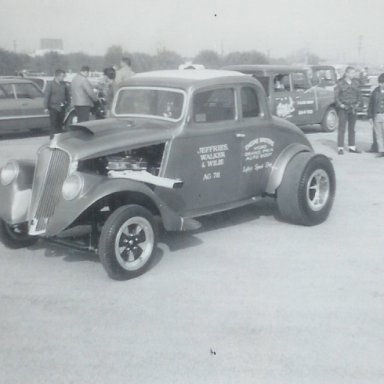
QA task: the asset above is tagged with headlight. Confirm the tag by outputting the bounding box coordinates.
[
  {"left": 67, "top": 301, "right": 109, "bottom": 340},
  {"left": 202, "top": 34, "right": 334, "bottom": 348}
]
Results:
[
  {"left": 0, "top": 161, "right": 19, "bottom": 186},
  {"left": 62, "top": 174, "right": 84, "bottom": 200}
]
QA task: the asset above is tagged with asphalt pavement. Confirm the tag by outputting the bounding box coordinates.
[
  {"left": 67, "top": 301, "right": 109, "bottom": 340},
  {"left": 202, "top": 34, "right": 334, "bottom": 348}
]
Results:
[{"left": 0, "top": 122, "right": 383, "bottom": 384}]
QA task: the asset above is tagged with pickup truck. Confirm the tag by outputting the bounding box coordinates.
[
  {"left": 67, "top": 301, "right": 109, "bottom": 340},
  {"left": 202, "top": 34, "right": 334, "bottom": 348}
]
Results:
[{"left": 224, "top": 65, "right": 339, "bottom": 132}]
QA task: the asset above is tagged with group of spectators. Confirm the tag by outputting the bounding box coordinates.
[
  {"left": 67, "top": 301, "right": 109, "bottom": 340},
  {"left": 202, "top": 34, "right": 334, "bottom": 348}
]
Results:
[
  {"left": 43, "top": 57, "right": 135, "bottom": 138},
  {"left": 44, "top": 60, "right": 384, "bottom": 156},
  {"left": 336, "top": 66, "right": 384, "bottom": 157}
]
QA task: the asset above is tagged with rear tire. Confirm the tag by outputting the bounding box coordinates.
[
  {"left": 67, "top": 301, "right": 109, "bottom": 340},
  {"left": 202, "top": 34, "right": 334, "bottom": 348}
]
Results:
[
  {"left": 322, "top": 107, "right": 338, "bottom": 132},
  {"left": 277, "top": 153, "right": 336, "bottom": 226},
  {"left": 0, "top": 220, "right": 38, "bottom": 249},
  {"left": 98, "top": 205, "right": 158, "bottom": 280}
]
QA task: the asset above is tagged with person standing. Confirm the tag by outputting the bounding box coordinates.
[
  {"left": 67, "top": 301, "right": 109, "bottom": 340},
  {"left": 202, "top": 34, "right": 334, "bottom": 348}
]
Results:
[
  {"left": 44, "top": 69, "right": 70, "bottom": 137},
  {"left": 113, "top": 57, "right": 135, "bottom": 92},
  {"left": 367, "top": 73, "right": 384, "bottom": 157},
  {"left": 71, "top": 65, "right": 98, "bottom": 122},
  {"left": 101, "top": 67, "right": 116, "bottom": 115},
  {"left": 335, "top": 66, "right": 362, "bottom": 155}
]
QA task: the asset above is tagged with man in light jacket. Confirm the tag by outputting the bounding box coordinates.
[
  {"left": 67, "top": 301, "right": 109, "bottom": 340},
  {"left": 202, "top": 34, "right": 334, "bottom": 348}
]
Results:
[
  {"left": 71, "top": 65, "right": 98, "bottom": 122},
  {"left": 113, "top": 57, "right": 135, "bottom": 93}
]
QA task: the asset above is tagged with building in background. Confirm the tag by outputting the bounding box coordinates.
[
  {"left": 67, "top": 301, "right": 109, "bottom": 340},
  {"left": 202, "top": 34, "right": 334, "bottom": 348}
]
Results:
[{"left": 33, "top": 38, "right": 64, "bottom": 56}]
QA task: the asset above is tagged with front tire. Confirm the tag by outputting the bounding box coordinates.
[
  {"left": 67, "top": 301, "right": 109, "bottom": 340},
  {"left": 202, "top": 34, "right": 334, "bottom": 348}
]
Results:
[
  {"left": 277, "top": 153, "right": 336, "bottom": 226},
  {"left": 98, "top": 205, "right": 158, "bottom": 280},
  {"left": 321, "top": 107, "right": 338, "bottom": 132},
  {"left": 0, "top": 220, "right": 38, "bottom": 249}
]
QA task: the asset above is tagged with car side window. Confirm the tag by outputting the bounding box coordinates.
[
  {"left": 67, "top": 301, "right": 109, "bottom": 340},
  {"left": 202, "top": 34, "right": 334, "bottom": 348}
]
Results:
[
  {"left": 0, "top": 84, "right": 15, "bottom": 99},
  {"left": 31, "top": 79, "right": 45, "bottom": 90},
  {"left": 273, "top": 74, "right": 290, "bottom": 92},
  {"left": 193, "top": 88, "right": 235, "bottom": 123},
  {"left": 241, "top": 87, "right": 261, "bottom": 118},
  {"left": 14, "top": 83, "right": 43, "bottom": 99},
  {"left": 291, "top": 72, "right": 311, "bottom": 91}
]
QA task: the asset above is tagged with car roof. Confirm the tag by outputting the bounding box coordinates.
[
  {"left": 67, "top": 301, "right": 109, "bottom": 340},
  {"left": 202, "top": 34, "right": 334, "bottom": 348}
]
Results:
[
  {"left": 223, "top": 64, "right": 308, "bottom": 74},
  {"left": 0, "top": 78, "right": 40, "bottom": 84},
  {"left": 24, "top": 76, "right": 53, "bottom": 81},
  {"left": 309, "top": 65, "right": 336, "bottom": 70},
  {"left": 121, "top": 69, "right": 251, "bottom": 89}
]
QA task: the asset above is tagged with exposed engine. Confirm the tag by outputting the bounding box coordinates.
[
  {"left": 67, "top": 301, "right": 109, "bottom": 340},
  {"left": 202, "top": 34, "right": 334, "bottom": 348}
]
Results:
[{"left": 78, "top": 143, "right": 165, "bottom": 176}]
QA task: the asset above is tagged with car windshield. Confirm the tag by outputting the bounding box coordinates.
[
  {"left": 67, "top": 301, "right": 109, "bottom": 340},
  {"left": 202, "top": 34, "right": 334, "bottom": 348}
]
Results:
[{"left": 114, "top": 87, "right": 185, "bottom": 121}]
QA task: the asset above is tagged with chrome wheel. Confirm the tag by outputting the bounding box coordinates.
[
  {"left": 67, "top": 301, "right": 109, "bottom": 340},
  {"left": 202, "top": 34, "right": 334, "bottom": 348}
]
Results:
[
  {"left": 324, "top": 109, "right": 338, "bottom": 131},
  {"left": 306, "top": 169, "right": 330, "bottom": 211},
  {"left": 114, "top": 216, "right": 154, "bottom": 271}
]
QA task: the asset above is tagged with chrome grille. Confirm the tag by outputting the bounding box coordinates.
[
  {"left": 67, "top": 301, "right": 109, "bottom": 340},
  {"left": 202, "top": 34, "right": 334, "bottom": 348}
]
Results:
[{"left": 29, "top": 148, "right": 70, "bottom": 234}]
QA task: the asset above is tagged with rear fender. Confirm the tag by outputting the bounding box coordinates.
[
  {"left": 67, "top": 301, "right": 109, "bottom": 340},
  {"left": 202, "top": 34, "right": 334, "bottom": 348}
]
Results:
[{"left": 265, "top": 144, "right": 312, "bottom": 195}]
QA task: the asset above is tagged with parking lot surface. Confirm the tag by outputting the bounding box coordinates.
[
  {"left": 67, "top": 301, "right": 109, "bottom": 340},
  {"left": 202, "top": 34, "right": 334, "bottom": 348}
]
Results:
[{"left": 0, "top": 122, "right": 383, "bottom": 384}]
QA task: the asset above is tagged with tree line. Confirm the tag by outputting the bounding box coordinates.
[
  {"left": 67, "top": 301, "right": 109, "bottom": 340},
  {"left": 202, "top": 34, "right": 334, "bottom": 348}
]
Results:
[{"left": 0, "top": 45, "right": 323, "bottom": 76}]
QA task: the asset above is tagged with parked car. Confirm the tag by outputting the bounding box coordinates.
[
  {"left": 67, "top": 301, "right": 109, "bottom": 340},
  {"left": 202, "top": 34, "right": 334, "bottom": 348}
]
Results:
[
  {"left": 0, "top": 78, "right": 50, "bottom": 135},
  {"left": 0, "top": 70, "right": 336, "bottom": 280},
  {"left": 23, "top": 76, "right": 53, "bottom": 92},
  {"left": 223, "top": 65, "right": 339, "bottom": 132},
  {"left": 22, "top": 75, "right": 106, "bottom": 128}
]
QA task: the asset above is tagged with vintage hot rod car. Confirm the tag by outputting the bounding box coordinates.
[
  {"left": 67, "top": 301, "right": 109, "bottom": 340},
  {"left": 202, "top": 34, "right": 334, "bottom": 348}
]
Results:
[{"left": 0, "top": 70, "right": 336, "bottom": 280}]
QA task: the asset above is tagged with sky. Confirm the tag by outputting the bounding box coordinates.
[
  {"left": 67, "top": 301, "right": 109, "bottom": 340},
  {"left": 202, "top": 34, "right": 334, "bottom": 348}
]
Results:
[{"left": 1, "top": 0, "right": 384, "bottom": 64}]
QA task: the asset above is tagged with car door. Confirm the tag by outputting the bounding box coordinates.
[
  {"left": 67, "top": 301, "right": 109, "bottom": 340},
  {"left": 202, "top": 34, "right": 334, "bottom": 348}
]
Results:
[
  {"left": 290, "top": 71, "right": 318, "bottom": 125},
  {"left": 14, "top": 82, "right": 49, "bottom": 130},
  {"left": 235, "top": 85, "right": 282, "bottom": 198},
  {"left": 0, "top": 83, "right": 26, "bottom": 133},
  {"left": 160, "top": 86, "right": 242, "bottom": 216}
]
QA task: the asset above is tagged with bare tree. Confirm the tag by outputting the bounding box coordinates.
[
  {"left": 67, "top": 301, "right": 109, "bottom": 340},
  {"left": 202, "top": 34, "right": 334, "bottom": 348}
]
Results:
[{"left": 194, "top": 50, "right": 221, "bottom": 68}]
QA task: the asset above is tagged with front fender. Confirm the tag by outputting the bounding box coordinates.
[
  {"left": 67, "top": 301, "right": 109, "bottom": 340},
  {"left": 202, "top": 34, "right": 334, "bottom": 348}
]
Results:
[
  {"left": 265, "top": 144, "right": 312, "bottom": 195},
  {"left": 45, "top": 172, "right": 183, "bottom": 236},
  {"left": 0, "top": 160, "right": 35, "bottom": 224}
]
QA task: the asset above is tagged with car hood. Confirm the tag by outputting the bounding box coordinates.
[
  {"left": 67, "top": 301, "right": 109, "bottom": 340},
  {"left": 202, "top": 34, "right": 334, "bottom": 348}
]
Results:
[{"left": 52, "top": 118, "right": 179, "bottom": 160}]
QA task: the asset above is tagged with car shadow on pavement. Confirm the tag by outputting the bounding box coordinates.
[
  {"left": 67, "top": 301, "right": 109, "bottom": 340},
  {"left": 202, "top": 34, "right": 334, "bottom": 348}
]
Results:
[
  {"left": 300, "top": 125, "right": 323, "bottom": 134},
  {"left": 30, "top": 239, "right": 99, "bottom": 263},
  {"left": 160, "top": 198, "right": 278, "bottom": 252},
  {"left": 29, "top": 235, "right": 165, "bottom": 274},
  {"left": 24, "top": 199, "right": 277, "bottom": 273}
]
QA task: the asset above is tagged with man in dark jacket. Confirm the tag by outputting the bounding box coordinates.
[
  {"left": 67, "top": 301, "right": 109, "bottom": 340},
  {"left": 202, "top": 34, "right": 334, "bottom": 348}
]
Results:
[
  {"left": 367, "top": 73, "right": 384, "bottom": 157},
  {"left": 71, "top": 65, "right": 98, "bottom": 122},
  {"left": 335, "top": 66, "right": 362, "bottom": 154},
  {"left": 44, "top": 69, "right": 70, "bottom": 137}
]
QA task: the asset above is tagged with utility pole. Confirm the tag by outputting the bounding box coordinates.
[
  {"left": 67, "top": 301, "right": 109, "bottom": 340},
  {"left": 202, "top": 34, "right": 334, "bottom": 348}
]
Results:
[
  {"left": 357, "top": 35, "right": 363, "bottom": 63},
  {"left": 13, "top": 40, "right": 17, "bottom": 52}
]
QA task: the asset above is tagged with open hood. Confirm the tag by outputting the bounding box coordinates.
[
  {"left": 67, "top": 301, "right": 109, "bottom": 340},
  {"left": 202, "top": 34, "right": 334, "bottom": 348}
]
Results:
[{"left": 51, "top": 118, "right": 179, "bottom": 160}]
